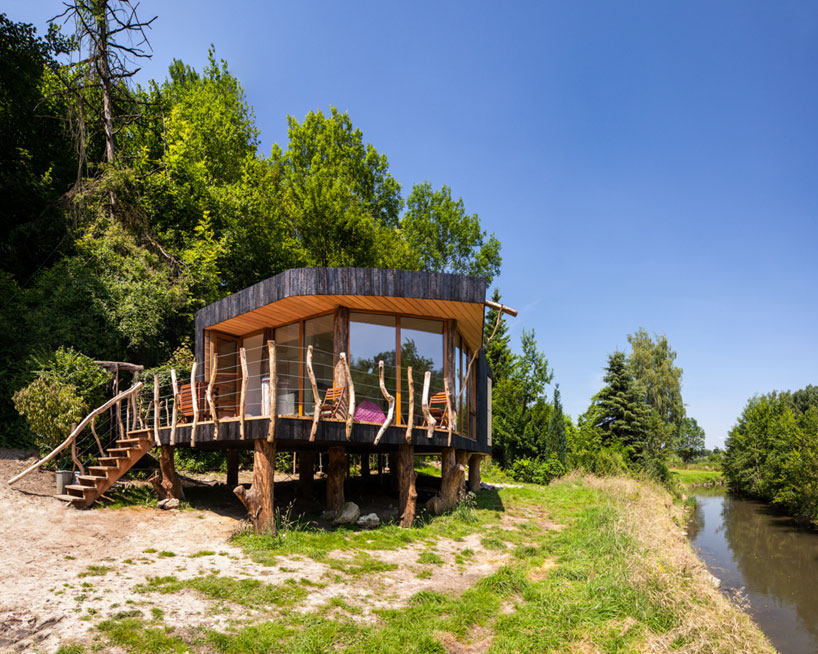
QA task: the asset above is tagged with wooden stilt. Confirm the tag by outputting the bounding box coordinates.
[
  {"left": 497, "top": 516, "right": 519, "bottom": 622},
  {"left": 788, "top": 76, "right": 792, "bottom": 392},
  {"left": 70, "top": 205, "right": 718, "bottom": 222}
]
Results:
[
  {"left": 234, "top": 440, "right": 276, "bottom": 532},
  {"left": 226, "top": 449, "right": 239, "bottom": 487},
  {"left": 388, "top": 451, "right": 399, "bottom": 493},
  {"left": 151, "top": 444, "right": 184, "bottom": 501},
  {"left": 444, "top": 377, "right": 455, "bottom": 447},
  {"left": 428, "top": 447, "right": 466, "bottom": 515},
  {"left": 398, "top": 445, "right": 417, "bottom": 528},
  {"left": 468, "top": 453, "right": 483, "bottom": 493},
  {"left": 326, "top": 446, "right": 345, "bottom": 514},
  {"left": 299, "top": 451, "right": 315, "bottom": 499}
]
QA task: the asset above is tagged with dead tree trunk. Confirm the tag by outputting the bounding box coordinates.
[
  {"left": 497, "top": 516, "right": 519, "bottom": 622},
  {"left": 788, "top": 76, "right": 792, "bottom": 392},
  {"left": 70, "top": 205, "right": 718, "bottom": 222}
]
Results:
[
  {"left": 226, "top": 449, "right": 239, "bottom": 488},
  {"left": 468, "top": 453, "right": 482, "bottom": 492},
  {"left": 151, "top": 445, "right": 184, "bottom": 501},
  {"left": 326, "top": 446, "right": 345, "bottom": 514},
  {"left": 299, "top": 451, "right": 315, "bottom": 499},
  {"left": 234, "top": 440, "right": 276, "bottom": 532},
  {"left": 398, "top": 445, "right": 417, "bottom": 528}
]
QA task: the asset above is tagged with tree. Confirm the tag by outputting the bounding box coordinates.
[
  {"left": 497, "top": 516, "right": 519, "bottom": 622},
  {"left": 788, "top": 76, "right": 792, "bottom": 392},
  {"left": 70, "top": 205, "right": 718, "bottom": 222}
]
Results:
[
  {"left": 483, "top": 288, "right": 514, "bottom": 382},
  {"left": 627, "top": 329, "right": 684, "bottom": 433},
  {"left": 676, "top": 416, "right": 706, "bottom": 463},
  {"left": 546, "top": 384, "right": 567, "bottom": 464},
  {"left": 593, "top": 351, "right": 649, "bottom": 459},
  {"left": 401, "top": 182, "right": 501, "bottom": 283}
]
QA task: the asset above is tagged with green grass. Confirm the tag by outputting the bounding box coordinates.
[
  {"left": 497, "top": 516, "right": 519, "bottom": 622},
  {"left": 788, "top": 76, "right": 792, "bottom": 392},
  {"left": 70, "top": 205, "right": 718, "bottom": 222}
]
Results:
[
  {"left": 670, "top": 467, "right": 723, "bottom": 486},
  {"left": 417, "top": 551, "right": 444, "bottom": 565},
  {"left": 78, "top": 565, "right": 113, "bottom": 578},
  {"left": 137, "top": 573, "right": 308, "bottom": 608}
]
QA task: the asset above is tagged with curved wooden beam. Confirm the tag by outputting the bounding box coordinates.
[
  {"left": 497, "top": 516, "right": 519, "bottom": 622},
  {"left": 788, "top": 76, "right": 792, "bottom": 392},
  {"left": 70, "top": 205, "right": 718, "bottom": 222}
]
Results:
[
  {"left": 90, "top": 416, "right": 104, "bottom": 456},
  {"left": 444, "top": 377, "right": 455, "bottom": 447},
  {"left": 153, "top": 374, "right": 161, "bottom": 446},
  {"left": 170, "top": 369, "right": 179, "bottom": 446},
  {"left": 207, "top": 351, "right": 218, "bottom": 440},
  {"left": 239, "top": 347, "right": 248, "bottom": 439},
  {"left": 340, "top": 352, "right": 354, "bottom": 440},
  {"left": 405, "top": 366, "right": 414, "bottom": 444},
  {"left": 266, "top": 340, "right": 276, "bottom": 443},
  {"left": 8, "top": 382, "right": 144, "bottom": 485},
  {"left": 422, "top": 371, "right": 435, "bottom": 438},
  {"left": 307, "top": 345, "right": 320, "bottom": 442},
  {"left": 190, "top": 361, "right": 199, "bottom": 447},
  {"left": 374, "top": 360, "right": 395, "bottom": 445}
]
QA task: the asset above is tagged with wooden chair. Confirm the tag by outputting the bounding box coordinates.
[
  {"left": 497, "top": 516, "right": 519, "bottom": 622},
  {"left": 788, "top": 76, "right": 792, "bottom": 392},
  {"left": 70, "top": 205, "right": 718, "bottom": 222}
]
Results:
[
  {"left": 320, "top": 386, "right": 348, "bottom": 419},
  {"left": 425, "top": 391, "right": 450, "bottom": 429},
  {"left": 177, "top": 382, "right": 211, "bottom": 422}
]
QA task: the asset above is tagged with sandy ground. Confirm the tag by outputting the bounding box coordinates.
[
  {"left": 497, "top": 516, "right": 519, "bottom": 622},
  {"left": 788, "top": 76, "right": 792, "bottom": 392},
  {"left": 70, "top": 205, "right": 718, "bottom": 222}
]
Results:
[{"left": 0, "top": 450, "right": 512, "bottom": 653}]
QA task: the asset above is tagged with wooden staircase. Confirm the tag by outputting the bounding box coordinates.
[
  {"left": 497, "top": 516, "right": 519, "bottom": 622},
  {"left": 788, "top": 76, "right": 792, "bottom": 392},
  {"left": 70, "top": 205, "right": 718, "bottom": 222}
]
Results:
[{"left": 56, "top": 430, "right": 154, "bottom": 508}]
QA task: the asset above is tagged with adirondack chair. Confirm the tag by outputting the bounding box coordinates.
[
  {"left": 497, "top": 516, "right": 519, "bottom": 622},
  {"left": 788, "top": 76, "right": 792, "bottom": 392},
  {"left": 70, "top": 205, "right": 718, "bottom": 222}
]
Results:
[
  {"left": 425, "top": 391, "right": 451, "bottom": 429},
  {"left": 320, "top": 386, "right": 348, "bottom": 419}
]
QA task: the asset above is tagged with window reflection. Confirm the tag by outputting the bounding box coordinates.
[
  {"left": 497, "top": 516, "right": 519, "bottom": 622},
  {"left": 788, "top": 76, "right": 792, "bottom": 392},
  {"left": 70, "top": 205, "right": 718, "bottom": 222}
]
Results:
[
  {"left": 274, "top": 323, "right": 300, "bottom": 416},
  {"left": 400, "top": 318, "right": 444, "bottom": 424},
  {"left": 303, "top": 315, "right": 334, "bottom": 414},
  {"left": 349, "top": 313, "right": 396, "bottom": 422}
]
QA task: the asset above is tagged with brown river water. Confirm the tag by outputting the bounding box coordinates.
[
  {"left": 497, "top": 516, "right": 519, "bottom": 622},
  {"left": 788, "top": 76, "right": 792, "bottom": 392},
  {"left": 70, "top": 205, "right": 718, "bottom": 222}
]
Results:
[{"left": 688, "top": 490, "right": 818, "bottom": 654}]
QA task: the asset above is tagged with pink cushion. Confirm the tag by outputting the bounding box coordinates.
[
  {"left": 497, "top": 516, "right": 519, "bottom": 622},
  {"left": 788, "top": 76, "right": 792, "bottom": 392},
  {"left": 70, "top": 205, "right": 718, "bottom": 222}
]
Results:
[{"left": 354, "top": 400, "right": 386, "bottom": 423}]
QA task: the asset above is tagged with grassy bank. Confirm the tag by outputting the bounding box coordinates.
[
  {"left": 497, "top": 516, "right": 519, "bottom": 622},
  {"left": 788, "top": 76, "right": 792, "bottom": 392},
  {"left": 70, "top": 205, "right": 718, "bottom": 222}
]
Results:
[
  {"left": 66, "top": 474, "right": 770, "bottom": 654},
  {"left": 671, "top": 467, "right": 724, "bottom": 487}
]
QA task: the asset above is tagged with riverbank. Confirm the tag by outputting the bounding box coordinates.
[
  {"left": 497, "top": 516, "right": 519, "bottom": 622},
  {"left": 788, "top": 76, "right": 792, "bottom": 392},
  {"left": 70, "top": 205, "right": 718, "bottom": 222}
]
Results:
[
  {"left": 671, "top": 466, "right": 724, "bottom": 487},
  {"left": 1, "top": 453, "right": 771, "bottom": 653}
]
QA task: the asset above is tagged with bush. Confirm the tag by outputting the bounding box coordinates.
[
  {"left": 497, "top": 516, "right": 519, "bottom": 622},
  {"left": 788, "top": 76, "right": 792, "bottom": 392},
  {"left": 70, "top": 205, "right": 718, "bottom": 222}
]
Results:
[{"left": 509, "top": 456, "right": 564, "bottom": 485}]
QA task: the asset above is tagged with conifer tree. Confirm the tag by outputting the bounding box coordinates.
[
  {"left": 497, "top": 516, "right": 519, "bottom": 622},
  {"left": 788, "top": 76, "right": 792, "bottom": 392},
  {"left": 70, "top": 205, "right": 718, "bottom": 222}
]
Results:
[
  {"left": 546, "top": 384, "right": 567, "bottom": 463},
  {"left": 483, "top": 288, "right": 513, "bottom": 382},
  {"left": 594, "top": 351, "right": 649, "bottom": 458}
]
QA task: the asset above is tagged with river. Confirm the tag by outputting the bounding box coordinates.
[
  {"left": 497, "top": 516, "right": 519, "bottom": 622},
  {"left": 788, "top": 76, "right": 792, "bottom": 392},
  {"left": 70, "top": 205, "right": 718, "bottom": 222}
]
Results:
[{"left": 688, "top": 490, "right": 818, "bottom": 654}]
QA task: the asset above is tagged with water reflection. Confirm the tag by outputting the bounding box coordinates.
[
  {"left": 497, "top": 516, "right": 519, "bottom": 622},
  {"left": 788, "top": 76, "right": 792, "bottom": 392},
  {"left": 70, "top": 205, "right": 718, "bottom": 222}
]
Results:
[{"left": 690, "top": 492, "right": 818, "bottom": 654}]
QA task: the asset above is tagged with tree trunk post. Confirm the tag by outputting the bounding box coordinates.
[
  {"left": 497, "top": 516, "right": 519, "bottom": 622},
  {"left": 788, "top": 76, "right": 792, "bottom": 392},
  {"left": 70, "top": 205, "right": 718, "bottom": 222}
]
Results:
[
  {"left": 154, "top": 445, "right": 184, "bottom": 501},
  {"left": 326, "top": 446, "right": 345, "bottom": 514},
  {"left": 234, "top": 440, "right": 276, "bottom": 532},
  {"left": 468, "top": 453, "right": 483, "bottom": 493},
  {"left": 299, "top": 451, "right": 315, "bottom": 499},
  {"left": 429, "top": 447, "right": 467, "bottom": 515},
  {"left": 398, "top": 445, "right": 417, "bottom": 528},
  {"left": 226, "top": 449, "right": 239, "bottom": 488}
]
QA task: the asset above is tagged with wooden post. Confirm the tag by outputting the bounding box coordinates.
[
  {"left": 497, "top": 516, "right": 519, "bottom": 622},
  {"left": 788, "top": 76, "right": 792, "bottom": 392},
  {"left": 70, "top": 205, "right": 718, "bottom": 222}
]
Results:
[
  {"left": 326, "top": 446, "right": 345, "bottom": 514},
  {"left": 422, "top": 371, "right": 435, "bottom": 438},
  {"left": 70, "top": 423, "right": 85, "bottom": 476},
  {"left": 226, "top": 449, "right": 239, "bottom": 487},
  {"left": 153, "top": 375, "right": 161, "bottom": 446},
  {"left": 207, "top": 351, "right": 219, "bottom": 440},
  {"left": 239, "top": 347, "right": 248, "bottom": 439},
  {"left": 307, "top": 345, "right": 320, "bottom": 442},
  {"left": 468, "top": 453, "right": 482, "bottom": 492},
  {"left": 190, "top": 361, "right": 199, "bottom": 447},
  {"left": 234, "top": 440, "right": 277, "bottom": 532},
  {"left": 429, "top": 447, "right": 466, "bottom": 515},
  {"left": 114, "top": 367, "right": 123, "bottom": 441},
  {"left": 341, "top": 352, "right": 355, "bottom": 440},
  {"left": 398, "top": 444, "right": 417, "bottom": 528},
  {"left": 152, "top": 445, "right": 184, "bottom": 501},
  {"left": 126, "top": 394, "right": 131, "bottom": 432},
  {"left": 374, "top": 360, "right": 395, "bottom": 445},
  {"left": 267, "top": 340, "right": 276, "bottom": 442},
  {"left": 333, "top": 306, "right": 350, "bottom": 384},
  {"left": 405, "top": 366, "right": 414, "bottom": 444},
  {"left": 170, "top": 369, "right": 179, "bottom": 446},
  {"left": 299, "top": 451, "right": 315, "bottom": 499},
  {"left": 444, "top": 377, "right": 455, "bottom": 447},
  {"left": 90, "top": 416, "right": 104, "bottom": 456}
]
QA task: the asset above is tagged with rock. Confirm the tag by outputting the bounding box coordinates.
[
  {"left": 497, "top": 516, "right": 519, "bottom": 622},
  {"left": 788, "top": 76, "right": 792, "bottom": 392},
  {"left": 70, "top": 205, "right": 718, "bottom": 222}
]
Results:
[
  {"left": 356, "top": 513, "right": 380, "bottom": 529},
  {"left": 157, "top": 499, "right": 169, "bottom": 509},
  {"left": 333, "top": 501, "right": 360, "bottom": 525},
  {"left": 707, "top": 572, "right": 721, "bottom": 589},
  {"left": 159, "top": 498, "right": 180, "bottom": 510},
  {"left": 426, "top": 495, "right": 444, "bottom": 516}
]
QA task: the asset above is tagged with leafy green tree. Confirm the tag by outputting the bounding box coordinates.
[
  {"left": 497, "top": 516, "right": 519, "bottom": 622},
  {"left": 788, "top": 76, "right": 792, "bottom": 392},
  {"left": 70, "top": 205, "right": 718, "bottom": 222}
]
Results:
[
  {"left": 676, "top": 416, "right": 706, "bottom": 463},
  {"left": 593, "top": 351, "right": 650, "bottom": 460},
  {"left": 401, "top": 182, "right": 501, "bottom": 282},
  {"left": 546, "top": 384, "right": 567, "bottom": 463},
  {"left": 13, "top": 377, "right": 86, "bottom": 459}
]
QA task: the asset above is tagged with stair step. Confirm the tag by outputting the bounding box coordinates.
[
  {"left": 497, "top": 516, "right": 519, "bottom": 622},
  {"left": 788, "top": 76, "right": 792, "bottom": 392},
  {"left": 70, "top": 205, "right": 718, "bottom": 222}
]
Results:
[
  {"left": 65, "top": 485, "right": 91, "bottom": 497},
  {"left": 55, "top": 494, "right": 81, "bottom": 503},
  {"left": 116, "top": 438, "right": 148, "bottom": 447},
  {"left": 78, "top": 475, "right": 107, "bottom": 486},
  {"left": 88, "top": 465, "right": 117, "bottom": 476},
  {"left": 107, "top": 448, "right": 137, "bottom": 457}
]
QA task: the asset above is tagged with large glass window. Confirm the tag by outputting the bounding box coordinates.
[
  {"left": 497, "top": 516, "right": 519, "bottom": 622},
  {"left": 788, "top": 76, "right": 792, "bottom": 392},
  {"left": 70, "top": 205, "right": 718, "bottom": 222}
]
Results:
[
  {"left": 303, "top": 315, "right": 334, "bottom": 414},
  {"left": 400, "top": 318, "right": 444, "bottom": 424},
  {"left": 243, "top": 333, "right": 264, "bottom": 416},
  {"left": 349, "top": 313, "right": 396, "bottom": 423},
  {"left": 214, "top": 335, "right": 238, "bottom": 418},
  {"left": 274, "top": 323, "right": 300, "bottom": 416}
]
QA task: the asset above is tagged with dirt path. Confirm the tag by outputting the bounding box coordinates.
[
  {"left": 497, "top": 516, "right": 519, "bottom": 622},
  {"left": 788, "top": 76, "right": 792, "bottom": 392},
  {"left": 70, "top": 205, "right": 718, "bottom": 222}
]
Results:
[{"left": 0, "top": 451, "right": 510, "bottom": 653}]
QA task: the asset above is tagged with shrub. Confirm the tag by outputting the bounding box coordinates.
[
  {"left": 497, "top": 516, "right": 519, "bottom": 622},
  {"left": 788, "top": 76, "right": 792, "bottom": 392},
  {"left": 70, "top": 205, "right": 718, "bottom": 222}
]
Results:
[{"left": 509, "top": 456, "right": 564, "bottom": 485}]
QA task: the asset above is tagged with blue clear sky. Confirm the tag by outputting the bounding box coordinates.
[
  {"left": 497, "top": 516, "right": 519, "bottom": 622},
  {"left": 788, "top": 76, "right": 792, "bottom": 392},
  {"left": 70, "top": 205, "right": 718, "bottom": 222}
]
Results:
[{"left": 8, "top": 1, "right": 818, "bottom": 448}]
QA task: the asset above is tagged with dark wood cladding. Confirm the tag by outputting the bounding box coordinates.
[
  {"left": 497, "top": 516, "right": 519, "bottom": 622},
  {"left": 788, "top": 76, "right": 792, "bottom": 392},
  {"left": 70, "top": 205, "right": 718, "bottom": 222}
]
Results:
[{"left": 157, "top": 418, "right": 490, "bottom": 454}]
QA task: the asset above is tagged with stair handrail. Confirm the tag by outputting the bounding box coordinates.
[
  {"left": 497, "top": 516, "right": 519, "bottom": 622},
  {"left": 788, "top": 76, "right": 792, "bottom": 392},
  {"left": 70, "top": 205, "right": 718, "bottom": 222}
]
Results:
[{"left": 7, "top": 382, "right": 145, "bottom": 486}]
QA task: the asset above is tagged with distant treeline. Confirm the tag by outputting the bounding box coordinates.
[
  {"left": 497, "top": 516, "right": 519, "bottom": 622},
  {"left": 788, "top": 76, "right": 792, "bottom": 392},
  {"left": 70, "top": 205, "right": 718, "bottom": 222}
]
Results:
[{"left": 723, "top": 385, "right": 818, "bottom": 525}]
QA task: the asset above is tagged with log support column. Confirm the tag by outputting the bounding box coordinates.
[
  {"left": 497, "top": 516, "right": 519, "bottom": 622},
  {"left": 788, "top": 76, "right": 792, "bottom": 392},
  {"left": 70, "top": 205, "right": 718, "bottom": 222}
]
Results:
[
  {"left": 326, "top": 446, "right": 345, "bottom": 514},
  {"left": 398, "top": 445, "right": 417, "bottom": 528},
  {"left": 299, "top": 451, "right": 315, "bottom": 499},
  {"left": 153, "top": 444, "right": 184, "bottom": 501},
  {"left": 468, "top": 453, "right": 483, "bottom": 493},
  {"left": 226, "top": 449, "right": 240, "bottom": 488},
  {"left": 234, "top": 440, "right": 276, "bottom": 532},
  {"left": 428, "top": 447, "right": 466, "bottom": 515}
]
